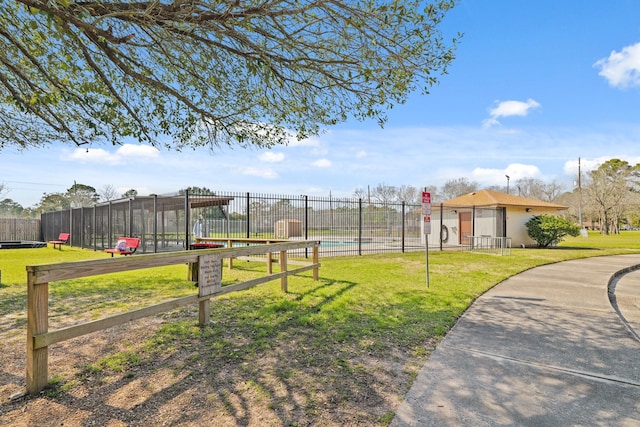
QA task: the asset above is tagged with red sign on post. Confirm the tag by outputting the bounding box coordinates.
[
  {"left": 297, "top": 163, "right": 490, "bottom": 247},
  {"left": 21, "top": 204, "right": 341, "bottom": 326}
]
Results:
[
  {"left": 422, "top": 191, "right": 432, "bottom": 234},
  {"left": 423, "top": 215, "right": 432, "bottom": 235},
  {"left": 421, "top": 191, "right": 432, "bottom": 205}
]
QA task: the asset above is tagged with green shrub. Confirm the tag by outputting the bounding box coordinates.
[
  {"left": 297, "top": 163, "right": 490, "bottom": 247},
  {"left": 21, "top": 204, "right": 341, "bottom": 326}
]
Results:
[{"left": 525, "top": 214, "right": 581, "bottom": 247}]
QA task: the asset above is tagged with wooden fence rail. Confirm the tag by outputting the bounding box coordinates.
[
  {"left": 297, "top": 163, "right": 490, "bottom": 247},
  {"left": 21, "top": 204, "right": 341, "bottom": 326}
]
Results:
[{"left": 26, "top": 240, "right": 320, "bottom": 394}]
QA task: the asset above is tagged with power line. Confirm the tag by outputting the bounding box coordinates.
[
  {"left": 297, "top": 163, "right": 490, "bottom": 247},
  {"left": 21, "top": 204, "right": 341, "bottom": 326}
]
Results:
[{"left": 2, "top": 180, "right": 65, "bottom": 187}]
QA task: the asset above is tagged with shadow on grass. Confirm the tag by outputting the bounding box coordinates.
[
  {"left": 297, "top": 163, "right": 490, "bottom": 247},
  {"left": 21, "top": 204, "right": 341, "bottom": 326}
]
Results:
[{"left": 1, "top": 273, "right": 456, "bottom": 426}]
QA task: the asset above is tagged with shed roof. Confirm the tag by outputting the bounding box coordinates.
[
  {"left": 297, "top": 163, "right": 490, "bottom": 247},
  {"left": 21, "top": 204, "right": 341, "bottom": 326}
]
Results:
[
  {"left": 442, "top": 189, "right": 567, "bottom": 210},
  {"left": 97, "top": 195, "right": 234, "bottom": 209}
]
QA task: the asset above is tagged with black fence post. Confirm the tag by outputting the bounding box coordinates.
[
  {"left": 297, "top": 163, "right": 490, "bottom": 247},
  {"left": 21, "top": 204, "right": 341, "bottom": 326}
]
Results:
[
  {"left": 185, "top": 190, "right": 190, "bottom": 250},
  {"left": 358, "top": 198, "right": 363, "bottom": 256},
  {"left": 153, "top": 194, "right": 158, "bottom": 253},
  {"left": 502, "top": 206, "right": 507, "bottom": 249},
  {"left": 245, "top": 192, "right": 250, "bottom": 239},
  {"left": 401, "top": 201, "right": 406, "bottom": 253},
  {"left": 92, "top": 205, "right": 97, "bottom": 251},
  {"left": 68, "top": 208, "right": 72, "bottom": 246},
  {"left": 108, "top": 201, "right": 112, "bottom": 249},
  {"left": 472, "top": 205, "right": 476, "bottom": 249},
  {"left": 80, "top": 207, "right": 85, "bottom": 248},
  {"left": 303, "top": 195, "right": 309, "bottom": 258},
  {"left": 127, "top": 199, "right": 133, "bottom": 237},
  {"left": 440, "top": 203, "right": 444, "bottom": 251}
]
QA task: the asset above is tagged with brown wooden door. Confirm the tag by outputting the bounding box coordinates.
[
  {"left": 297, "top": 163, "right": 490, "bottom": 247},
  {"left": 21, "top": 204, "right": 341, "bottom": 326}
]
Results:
[{"left": 459, "top": 211, "right": 472, "bottom": 245}]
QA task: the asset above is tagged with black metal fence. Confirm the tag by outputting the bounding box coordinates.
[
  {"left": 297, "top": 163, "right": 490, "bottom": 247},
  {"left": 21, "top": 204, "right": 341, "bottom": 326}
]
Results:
[
  {"left": 41, "top": 191, "right": 507, "bottom": 257},
  {"left": 40, "top": 191, "right": 425, "bottom": 257}
]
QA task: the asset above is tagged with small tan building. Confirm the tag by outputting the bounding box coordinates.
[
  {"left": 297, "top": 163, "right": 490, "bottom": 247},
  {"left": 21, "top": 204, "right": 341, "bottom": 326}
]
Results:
[{"left": 430, "top": 189, "right": 568, "bottom": 248}]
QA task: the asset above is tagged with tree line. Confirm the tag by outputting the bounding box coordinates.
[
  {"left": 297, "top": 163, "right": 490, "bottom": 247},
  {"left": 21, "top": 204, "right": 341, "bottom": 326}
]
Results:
[
  {"left": 353, "top": 176, "right": 564, "bottom": 206},
  {"left": 2, "top": 159, "right": 638, "bottom": 235}
]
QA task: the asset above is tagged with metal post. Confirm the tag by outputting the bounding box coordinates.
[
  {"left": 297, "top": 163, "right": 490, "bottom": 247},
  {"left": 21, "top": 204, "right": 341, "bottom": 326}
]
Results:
[
  {"left": 358, "top": 198, "right": 363, "bottom": 256},
  {"left": 153, "top": 194, "right": 158, "bottom": 253},
  {"left": 92, "top": 205, "right": 97, "bottom": 251},
  {"left": 439, "top": 203, "right": 444, "bottom": 251},
  {"left": 185, "top": 190, "right": 190, "bottom": 249},
  {"left": 502, "top": 206, "right": 507, "bottom": 255},
  {"left": 245, "top": 192, "right": 250, "bottom": 239},
  {"left": 425, "top": 234, "right": 429, "bottom": 288},
  {"left": 80, "top": 207, "right": 85, "bottom": 248},
  {"left": 108, "top": 201, "right": 112, "bottom": 249},
  {"left": 578, "top": 157, "right": 585, "bottom": 234},
  {"left": 304, "top": 195, "right": 309, "bottom": 258},
  {"left": 472, "top": 205, "right": 476, "bottom": 249},
  {"left": 401, "top": 201, "right": 406, "bottom": 253},
  {"left": 128, "top": 198, "right": 133, "bottom": 237}
]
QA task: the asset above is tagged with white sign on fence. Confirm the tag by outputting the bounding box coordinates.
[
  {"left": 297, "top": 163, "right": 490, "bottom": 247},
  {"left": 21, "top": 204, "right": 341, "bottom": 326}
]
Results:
[{"left": 198, "top": 254, "right": 222, "bottom": 297}]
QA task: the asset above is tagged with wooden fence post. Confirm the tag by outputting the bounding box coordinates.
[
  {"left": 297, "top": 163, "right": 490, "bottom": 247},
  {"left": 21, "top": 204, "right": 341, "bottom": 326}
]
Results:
[
  {"left": 227, "top": 239, "right": 233, "bottom": 269},
  {"left": 199, "top": 299, "right": 210, "bottom": 326},
  {"left": 313, "top": 245, "right": 319, "bottom": 281},
  {"left": 26, "top": 274, "right": 49, "bottom": 394}
]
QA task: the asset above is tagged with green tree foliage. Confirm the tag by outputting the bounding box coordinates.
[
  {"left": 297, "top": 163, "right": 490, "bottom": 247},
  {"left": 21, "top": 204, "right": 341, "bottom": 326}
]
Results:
[
  {"left": 67, "top": 182, "right": 99, "bottom": 207},
  {"left": 584, "top": 158, "right": 640, "bottom": 235},
  {"left": 36, "top": 182, "right": 99, "bottom": 212},
  {"left": 525, "top": 214, "right": 580, "bottom": 248},
  {"left": 38, "top": 192, "right": 71, "bottom": 212},
  {"left": 0, "top": 198, "right": 24, "bottom": 217},
  {"left": 121, "top": 188, "right": 138, "bottom": 198},
  {"left": 180, "top": 187, "right": 215, "bottom": 196},
  {"left": 1, "top": 1, "right": 459, "bottom": 150}
]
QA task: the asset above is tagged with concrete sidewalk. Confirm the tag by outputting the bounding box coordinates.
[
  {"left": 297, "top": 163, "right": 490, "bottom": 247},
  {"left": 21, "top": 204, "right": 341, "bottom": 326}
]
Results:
[{"left": 392, "top": 254, "right": 640, "bottom": 427}]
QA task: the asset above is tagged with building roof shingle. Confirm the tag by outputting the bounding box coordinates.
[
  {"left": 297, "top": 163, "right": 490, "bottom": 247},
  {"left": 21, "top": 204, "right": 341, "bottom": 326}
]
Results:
[{"left": 442, "top": 189, "right": 567, "bottom": 210}]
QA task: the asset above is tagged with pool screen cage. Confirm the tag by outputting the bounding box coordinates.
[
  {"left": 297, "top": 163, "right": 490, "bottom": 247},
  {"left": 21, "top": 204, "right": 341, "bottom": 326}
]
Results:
[{"left": 40, "top": 191, "right": 507, "bottom": 257}]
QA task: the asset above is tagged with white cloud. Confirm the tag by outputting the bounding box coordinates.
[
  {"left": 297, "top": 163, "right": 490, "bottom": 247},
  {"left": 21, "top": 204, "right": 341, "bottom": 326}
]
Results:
[
  {"left": 65, "top": 144, "right": 159, "bottom": 165},
  {"left": 241, "top": 167, "right": 278, "bottom": 179},
  {"left": 355, "top": 150, "right": 367, "bottom": 158},
  {"left": 312, "top": 158, "right": 332, "bottom": 168},
  {"left": 471, "top": 163, "right": 541, "bottom": 185},
  {"left": 259, "top": 151, "right": 285, "bottom": 162},
  {"left": 504, "top": 163, "right": 541, "bottom": 179},
  {"left": 66, "top": 148, "right": 123, "bottom": 165},
  {"left": 482, "top": 99, "right": 541, "bottom": 128},
  {"left": 305, "top": 186, "right": 325, "bottom": 194},
  {"left": 116, "top": 144, "right": 160, "bottom": 159},
  {"left": 287, "top": 135, "right": 321, "bottom": 147},
  {"left": 594, "top": 42, "right": 640, "bottom": 88}
]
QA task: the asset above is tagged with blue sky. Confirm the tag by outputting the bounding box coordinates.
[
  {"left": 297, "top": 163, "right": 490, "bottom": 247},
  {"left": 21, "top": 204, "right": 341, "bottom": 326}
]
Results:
[{"left": 3, "top": 0, "right": 640, "bottom": 208}]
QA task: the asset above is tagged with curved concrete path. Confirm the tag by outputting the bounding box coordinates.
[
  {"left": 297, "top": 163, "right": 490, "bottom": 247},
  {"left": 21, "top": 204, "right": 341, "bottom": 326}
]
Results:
[{"left": 392, "top": 254, "right": 640, "bottom": 427}]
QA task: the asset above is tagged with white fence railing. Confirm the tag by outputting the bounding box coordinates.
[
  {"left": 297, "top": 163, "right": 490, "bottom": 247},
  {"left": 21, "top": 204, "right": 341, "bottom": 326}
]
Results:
[{"left": 464, "top": 236, "right": 512, "bottom": 256}]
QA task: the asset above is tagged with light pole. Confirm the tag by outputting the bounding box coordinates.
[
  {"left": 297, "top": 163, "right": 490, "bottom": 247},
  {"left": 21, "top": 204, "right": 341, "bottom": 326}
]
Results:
[{"left": 505, "top": 175, "right": 510, "bottom": 194}]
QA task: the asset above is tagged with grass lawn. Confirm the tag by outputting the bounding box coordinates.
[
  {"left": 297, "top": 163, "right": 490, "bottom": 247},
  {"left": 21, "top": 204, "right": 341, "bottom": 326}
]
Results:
[{"left": 1, "top": 232, "right": 639, "bottom": 425}]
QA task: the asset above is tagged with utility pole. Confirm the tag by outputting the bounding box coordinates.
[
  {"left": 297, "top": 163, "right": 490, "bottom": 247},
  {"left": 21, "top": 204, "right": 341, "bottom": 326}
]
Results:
[{"left": 578, "top": 157, "right": 584, "bottom": 235}]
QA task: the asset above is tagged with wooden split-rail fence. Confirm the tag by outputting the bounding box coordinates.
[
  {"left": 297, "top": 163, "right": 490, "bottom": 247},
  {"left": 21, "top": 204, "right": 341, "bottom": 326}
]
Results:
[{"left": 26, "top": 240, "right": 320, "bottom": 394}]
